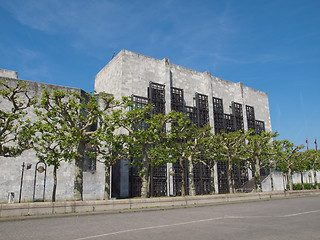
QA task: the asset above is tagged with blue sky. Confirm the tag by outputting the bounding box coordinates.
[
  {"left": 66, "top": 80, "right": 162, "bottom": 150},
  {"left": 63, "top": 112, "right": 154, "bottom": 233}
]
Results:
[{"left": 0, "top": 0, "right": 319, "bottom": 148}]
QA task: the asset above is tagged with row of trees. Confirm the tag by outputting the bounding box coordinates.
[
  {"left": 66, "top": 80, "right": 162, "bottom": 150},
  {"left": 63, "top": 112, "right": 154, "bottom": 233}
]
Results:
[{"left": 1, "top": 80, "right": 319, "bottom": 201}]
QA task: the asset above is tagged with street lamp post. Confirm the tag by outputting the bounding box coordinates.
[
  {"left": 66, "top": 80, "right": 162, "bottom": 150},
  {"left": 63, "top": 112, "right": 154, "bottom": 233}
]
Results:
[
  {"left": 19, "top": 162, "right": 32, "bottom": 203},
  {"left": 168, "top": 167, "right": 175, "bottom": 197}
]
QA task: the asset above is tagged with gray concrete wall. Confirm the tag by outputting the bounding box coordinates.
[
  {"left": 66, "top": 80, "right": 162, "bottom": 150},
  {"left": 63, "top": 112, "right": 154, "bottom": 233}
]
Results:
[
  {"left": 95, "top": 52, "right": 123, "bottom": 99},
  {"left": 0, "top": 77, "right": 106, "bottom": 202},
  {"left": 262, "top": 170, "right": 320, "bottom": 192},
  {"left": 243, "top": 86, "right": 272, "bottom": 132},
  {"left": 0, "top": 69, "right": 18, "bottom": 79}
]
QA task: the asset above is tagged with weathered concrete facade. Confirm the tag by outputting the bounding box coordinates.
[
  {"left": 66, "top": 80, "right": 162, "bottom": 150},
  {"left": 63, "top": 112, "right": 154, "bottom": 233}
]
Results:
[
  {"left": 95, "top": 50, "right": 273, "bottom": 197},
  {"left": 96, "top": 50, "right": 271, "bottom": 132},
  {"left": 0, "top": 71, "right": 105, "bottom": 203}
]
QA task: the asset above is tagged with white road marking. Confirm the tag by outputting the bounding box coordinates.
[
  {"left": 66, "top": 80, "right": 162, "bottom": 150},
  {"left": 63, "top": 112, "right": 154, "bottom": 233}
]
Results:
[
  {"left": 73, "top": 210, "right": 320, "bottom": 240},
  {"left": 279, "top": 209, "right": 320, "bottom": 217}
]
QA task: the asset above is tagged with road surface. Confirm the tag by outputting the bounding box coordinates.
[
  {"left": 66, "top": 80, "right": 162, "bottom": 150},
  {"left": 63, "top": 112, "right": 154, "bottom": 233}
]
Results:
[{"left": 1, "top": 195, "right": 320, "bottom": 240}]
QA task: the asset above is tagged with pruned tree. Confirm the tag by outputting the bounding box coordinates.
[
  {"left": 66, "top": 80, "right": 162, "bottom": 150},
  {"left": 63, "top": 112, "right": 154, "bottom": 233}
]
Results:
[
  {"left": 35, "top": 88, "right": 119, "bottom": 201},
  {"left": 305, "top": 149, "right": 320, "bottom": 189},
  {"left": 118, "top": 103, "right": 170, "bottom": 198},
  {"left": 184, "top": 124, "right": 213, "bottom": 196},
  {"left": 274, "top": 140, "right": 304, "bottom": 191},
  {"left": 0, "top": 79, "right": 35, "bottom": 157},
  {"left": 165, "top": 111, "right": 201, "bottom": 196},
  {"left": 197, "top": 128, "right": 222, "bottom": 195},
  {"left": 244, "top": 130, "right": 278, "bottom": 192},
  {"left": 211, "top": 130, "right": 246, "bottom": 193},
  {"left": 32, "top": 120, "right": 75, "bottom": 202},
  {"left": 294, "top": 150, "right": 314, "bottom": 190}
]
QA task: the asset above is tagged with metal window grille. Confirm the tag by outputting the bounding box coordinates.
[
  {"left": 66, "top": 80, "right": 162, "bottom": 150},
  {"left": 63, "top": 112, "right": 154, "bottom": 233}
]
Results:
[
  {"left": 148, "top": 82, "right": 165, "bottom": 115},
  {"left": 255, "top": 120, "right": 265, "bottom": 135},
  {"left": 132, "top": 95, "right": 149, "bottom": 109},
  {"left": 185, "top": 106, "right": 198, "bottom": 124},
  {"left": 224, "top": 114, "right": 235, "bottom": 133},
  {"left": 232, "top": 161, "right": 248, "bottom": 191},
  {"left": 217, "top": 161, "right": 229, "bottom": 194},
  {"left": 129, "top": 164, "right": 142, "bottom": 197},
  {"left": 171, "top": 87, "right": 184, "bottom": 112},
  {"left": 172, "top": 161, "right": 188, "bottom": 196},
  {"left": 195, "top": 93, "right": 209, "bottom": 127},
  {"left": 246, "top": 105, "right": 256, "bottom": 130},
  {"left": 130, "top": 84, "right": 167, "bottom": 197},
  {"left": 193, "top": 162, "right": 211, "bottom": 195},
  {"left": 213, "top": 97, "right": 225, "bottom": 134},
  {"left": 130, "top": 95, "right": 148, "bottom": 197},
  {"left": 150, "top": 165, "right": 167, "bottom": 197},
  {"left": 131, "top": 95, "right": 149, "bottom": 131},
  {"left": 232, "top": 102, "right": 244, "bottom": 131}
]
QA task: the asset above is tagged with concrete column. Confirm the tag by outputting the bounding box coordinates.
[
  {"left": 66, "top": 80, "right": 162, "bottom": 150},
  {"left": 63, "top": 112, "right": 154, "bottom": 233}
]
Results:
[
  {"left": 203, "top": 71, "right": 215, "bottom": 130},
  {"left": 203, "top": 71, "right": 219, "bottom": 194},
  {"left": 162, "top": 58, "right": 174, "bottom": 197},
  {"left": 238, "top": 81, "right": 248, "bottom": 131},
  {"left": 162, "top": 58, "right": 171, "bottom": 114},
  {"left": 214, "top": 163, "right": 219, "bottom": 194}
]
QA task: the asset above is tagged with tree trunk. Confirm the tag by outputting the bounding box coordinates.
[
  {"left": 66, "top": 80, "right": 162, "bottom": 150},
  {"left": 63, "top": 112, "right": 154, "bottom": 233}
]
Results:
[
  {"left": 270, "top": 167, "right": 274, "bottom": 192},
  {"left": 52, "top": 165, "right": 57, "bottom": 202},
  {"left": 104, "top": 164, "right": 111, "bottom": 200},
  {"left": 313, "top": 169, "right": 319, "bottom": 190},
  {"left": 227, "top": 158, "right": 233, "bottom": 193},
  {"left": 140, "top": 150, "right": 150, "bottom": 198},
  {"left": 210, "top": 166, "right": 215, "bottom": 194},
  {"left": 288, "top": 167, "right": 293, "bottom": 191},
  {"left": 300, "top": 171, "right": 304, "bottom": 190},
  {"left": 74, "top": 141, "right": 85, "bottom": 201},
  {"left": 179, "top": 158, "right": 186, "bottom": 197},
  {"left": 188, "top": 156, "right": 196, "bottom": 196},
  {"left": 74, "top": 158, "right": 84, "bottom": 201},
  {"left": 254, "top": 160, "right": 262, "bottom": 192}
]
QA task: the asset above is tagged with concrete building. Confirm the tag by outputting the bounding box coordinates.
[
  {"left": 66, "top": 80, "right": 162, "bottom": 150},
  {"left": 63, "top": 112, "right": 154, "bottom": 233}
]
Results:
[
  {"left": 1, "top": 50, "right": 317, "bottom": 202},
  {"left": 95, "top": 50, "right": 272, "bottom": 197}
]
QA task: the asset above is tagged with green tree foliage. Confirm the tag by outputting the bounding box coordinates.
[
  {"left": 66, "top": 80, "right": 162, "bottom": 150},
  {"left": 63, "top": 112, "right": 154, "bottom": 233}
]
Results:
[
  {"left": 117, "top": 103, "right": 170, "bottom": 198},
  {"left": 166, "top": 112, "right": 213, "bottom": 196},
  {"left": 198, "top": 130, "right": 222, "bottom": 194},
  {"left": 293, "top": 150, "right": 314, "bottom": 190},
  {"left": 274, "top": 140, "right": 304, "bottom": 191},
  {"left": 88, "top": 98, "right": 131, "bottom": 199},
  {"left": 33, "top": 118, "right": 75, "bottom": 202},
  {"left": 244, "top": 130, "right": 278, "bottom": 192},
  {"left": 185, "top": 124, "right": 213, "bottom": 196},
  {"left": 0, "top": 79, "right": 35, "bottom": 157},
  {"left": 304, "top": 149, "right": 320, "bottom": 189},
  {"left": 214, "top": 130, "right": 246, "bottom": 193},
  {"left": 166, "top": 111, "right": 193, "bottom": 196},
  {"left": 34, "top": 88, "right": 118, "bottom": 201},
  {"left": 91, "top": 133, "right": 129, "bottom": 199}
]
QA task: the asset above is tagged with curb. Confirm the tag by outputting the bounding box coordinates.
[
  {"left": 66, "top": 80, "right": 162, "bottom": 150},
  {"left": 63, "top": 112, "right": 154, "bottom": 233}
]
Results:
[{"left": 1, "top": 190, "right": 319, "bottom": 220}]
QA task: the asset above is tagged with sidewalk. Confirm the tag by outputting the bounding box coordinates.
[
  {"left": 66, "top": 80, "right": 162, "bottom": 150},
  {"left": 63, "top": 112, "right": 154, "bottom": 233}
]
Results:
[{"left": 1, "top": 190, "right": 319, "bottom": 219}]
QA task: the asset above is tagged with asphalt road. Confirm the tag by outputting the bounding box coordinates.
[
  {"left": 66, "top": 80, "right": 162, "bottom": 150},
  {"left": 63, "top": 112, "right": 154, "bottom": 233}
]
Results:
[{"left": 1, "top": 195, "right": 320, "bottom": 240}]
